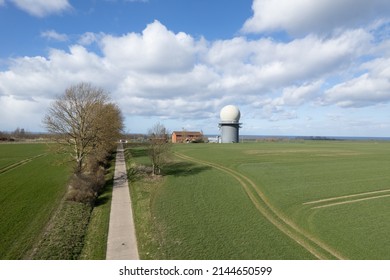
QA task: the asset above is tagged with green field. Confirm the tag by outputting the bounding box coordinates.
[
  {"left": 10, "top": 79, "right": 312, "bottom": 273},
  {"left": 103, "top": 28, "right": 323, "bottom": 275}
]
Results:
[
  {"left": 127, "top": 140, "right": 390, "bottom": 259},
  {"left": 0, "top": 143, "right": 70, "bottom": 259}
]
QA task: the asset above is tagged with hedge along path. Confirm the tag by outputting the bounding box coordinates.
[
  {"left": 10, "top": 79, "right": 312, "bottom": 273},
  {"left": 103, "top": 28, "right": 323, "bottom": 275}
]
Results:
[
  {"left": 175, "top": 152, "right": 345, "bottom": 260},
  {"left": 106, "top": 143, "right": 139, "bottom": 260}
]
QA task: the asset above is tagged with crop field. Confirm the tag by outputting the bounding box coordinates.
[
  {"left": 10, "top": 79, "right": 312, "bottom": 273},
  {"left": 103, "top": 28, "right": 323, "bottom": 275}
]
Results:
[
  {"left": 0, "top": 143, "right": 70, "bottom": 259},
  {"left": 128, "top": 140, "right": 390, "bottom": 259}
]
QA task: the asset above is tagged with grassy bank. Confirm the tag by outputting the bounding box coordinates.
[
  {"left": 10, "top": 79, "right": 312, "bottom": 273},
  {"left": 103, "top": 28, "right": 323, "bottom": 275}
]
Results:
[
  {"left": 124, "top": 146, "right": 164, "bottom": 259},
  {"left": 31, "top": 201, "right": 92, "bottom": 259},
  {"left": 79, "top": 156, "right": 116, "bottom": 260}
]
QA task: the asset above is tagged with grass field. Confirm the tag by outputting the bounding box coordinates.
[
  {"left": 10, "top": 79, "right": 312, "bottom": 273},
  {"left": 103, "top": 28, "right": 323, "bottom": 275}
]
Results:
[
  {"left": 126, "top": 140, "right": 390, "bottom": 259},
  {"left": 0, "top": 143, "right": 70, "bottom": 259}
]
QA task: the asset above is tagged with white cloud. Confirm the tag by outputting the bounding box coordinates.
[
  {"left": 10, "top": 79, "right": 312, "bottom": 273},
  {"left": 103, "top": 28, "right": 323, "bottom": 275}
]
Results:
[
  {"left": 205, "top": 29, "right": 371, "bottom": 97},
  {"left": 243, "top": 0, "right": 390, "bottom": 35},
  {"left": 0, "top": 95, "right": 49, "bottom": 131},
  {"left": 0, "top": 0, "right": 5, "bottom": 6},
  {"left": 9, "top": 0, "right": 71, "bottom": 17},
  {"left": 100, "top": 20, "right": 204, "bottom": 74},
  {"left": 323, "top": 58, "right": 390, "bottom": 107},
  {"left": 41, "top": 30, "right": 69, "bottom": 42},
  {"left": 0, "top": 46, "right": 108, "bottom": 101},
  {"left": 0, "top": 19, "right": 389, "bottom": 134},
  {"left": 274, "top": 81, "right": 323, "bottom": 107},
  {"left": 78, "top": 32, "right": 101, "bottom": 46}
]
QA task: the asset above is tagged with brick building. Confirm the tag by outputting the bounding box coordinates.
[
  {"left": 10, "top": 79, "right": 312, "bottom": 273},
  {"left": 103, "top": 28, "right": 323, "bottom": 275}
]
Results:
[{"left": 171, "top": 131, "right": 203, "bottom": 143}]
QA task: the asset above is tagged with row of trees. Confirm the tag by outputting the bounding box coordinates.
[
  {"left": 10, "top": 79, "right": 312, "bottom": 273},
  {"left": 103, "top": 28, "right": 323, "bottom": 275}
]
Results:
[
  {"left": 44, "top": 83, "right": 124, "bottom": 174},
  {"left": 44, "top": 83, "right": 124, "bottom": 203},
  {"left": 0, "top": 128, "right": 40, "bottom": 141},
  {"left": 44, "top": 82, "right": 173, "bottom": 201}
]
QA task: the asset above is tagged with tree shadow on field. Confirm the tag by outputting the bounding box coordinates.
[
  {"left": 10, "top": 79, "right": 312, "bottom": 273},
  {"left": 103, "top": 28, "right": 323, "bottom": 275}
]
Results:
[
  {"left": 127, "top": 147, "right": 148, "bottom": 158},
  {"left": 164, "top": 162, "right": 211, "bottom": 177}
]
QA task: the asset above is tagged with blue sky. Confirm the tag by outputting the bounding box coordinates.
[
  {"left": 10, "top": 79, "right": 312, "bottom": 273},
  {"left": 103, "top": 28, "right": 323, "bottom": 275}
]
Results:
[
  {"left": 0, "top": 0, "right": 253, "bottom": 57},
  {"left": 1, "top": 0, "right": 390, "bottom": 136}
]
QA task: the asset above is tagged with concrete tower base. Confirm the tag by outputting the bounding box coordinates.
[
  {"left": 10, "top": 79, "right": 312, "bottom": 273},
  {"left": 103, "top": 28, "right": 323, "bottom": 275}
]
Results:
[{"left": 220, "top": 122, "right": 240, "bottom": 143}]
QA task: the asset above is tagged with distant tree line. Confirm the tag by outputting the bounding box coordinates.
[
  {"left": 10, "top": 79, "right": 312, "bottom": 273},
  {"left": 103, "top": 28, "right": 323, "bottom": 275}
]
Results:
[{"left": 0, "top": 128, "right": 48, "bottom": 141}]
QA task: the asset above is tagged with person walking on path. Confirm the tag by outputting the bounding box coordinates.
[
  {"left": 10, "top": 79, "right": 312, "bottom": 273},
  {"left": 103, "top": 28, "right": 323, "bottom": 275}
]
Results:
[{"left": 106, "top": 143, "right": 139, "bottom": 260}]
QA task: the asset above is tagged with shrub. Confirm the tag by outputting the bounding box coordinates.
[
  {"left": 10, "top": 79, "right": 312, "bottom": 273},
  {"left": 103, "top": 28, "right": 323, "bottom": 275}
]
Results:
[
  {"left": 66, "top": 154, "right": 108, "bottom": 205},
  {"left": 67, "top": 174, "right": 97, "bottom": 205}
]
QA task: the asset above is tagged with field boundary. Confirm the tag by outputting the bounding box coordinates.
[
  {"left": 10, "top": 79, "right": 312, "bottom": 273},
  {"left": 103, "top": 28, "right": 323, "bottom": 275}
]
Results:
[
  {"left": 303, "top": 189, "right": 390, "bottom": 209},
  {"left": 175, "top": 152, "right": 345, "bottom": 260},
  {"left": 0, "top": 153, "right": 47, "bottom": 175}
]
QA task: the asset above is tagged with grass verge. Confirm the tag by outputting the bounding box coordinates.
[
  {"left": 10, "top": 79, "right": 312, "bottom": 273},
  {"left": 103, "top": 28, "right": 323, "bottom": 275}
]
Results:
[
  {"left": 31, "top": 201, "right": 92, "bottom": 260},
  {"left": 125, "top": 146, "right": 164, "bottom": 259},
  {"left": 79, "top": 156, "right": 116, "bottom": 260}
]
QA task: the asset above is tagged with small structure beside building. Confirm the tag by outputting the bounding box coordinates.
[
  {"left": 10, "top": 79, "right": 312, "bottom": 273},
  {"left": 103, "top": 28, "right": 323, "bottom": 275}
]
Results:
[
  {"left": 172, "top": 131, "right": 204, "bottom": 143},
  {"left": 208, "top": 136, "right": 220, "bottom": 143}
]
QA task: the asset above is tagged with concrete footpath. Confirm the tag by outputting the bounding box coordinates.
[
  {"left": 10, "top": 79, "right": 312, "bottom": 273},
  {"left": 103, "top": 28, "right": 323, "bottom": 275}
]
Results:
[{"left": 106, "top": 143, "right": 139, "bottom": 260}]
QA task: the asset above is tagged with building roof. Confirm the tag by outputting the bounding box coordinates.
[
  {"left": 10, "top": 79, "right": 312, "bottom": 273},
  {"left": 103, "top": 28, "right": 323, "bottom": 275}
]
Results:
[{"left": 172, "top": 131, "right": 203, "bottom": 135}]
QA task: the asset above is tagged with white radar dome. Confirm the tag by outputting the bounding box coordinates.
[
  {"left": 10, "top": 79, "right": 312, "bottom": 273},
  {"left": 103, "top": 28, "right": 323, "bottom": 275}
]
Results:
[{"left": 220, "top": 105, "right": 241, "bottom": 122}]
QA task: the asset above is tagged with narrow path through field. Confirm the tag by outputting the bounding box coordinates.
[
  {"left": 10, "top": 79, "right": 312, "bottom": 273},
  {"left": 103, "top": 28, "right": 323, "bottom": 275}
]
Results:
[
  {"left": 175, "top": 152, "right": 345, "bottom": 260},
  {"left": 106, "top": 143, "right": 139, "bottom": 260}
]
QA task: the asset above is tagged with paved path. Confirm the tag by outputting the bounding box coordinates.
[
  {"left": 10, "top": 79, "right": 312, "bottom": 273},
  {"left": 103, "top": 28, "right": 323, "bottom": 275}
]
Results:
[{"left": 106, "top": 144, "right": 139, "bottom": 260}]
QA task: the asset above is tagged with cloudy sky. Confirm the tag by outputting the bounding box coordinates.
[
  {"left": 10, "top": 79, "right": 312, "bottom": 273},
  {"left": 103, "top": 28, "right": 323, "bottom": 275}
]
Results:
[{"left": 1, "top": 0, "right": 390, "bottom": 136}]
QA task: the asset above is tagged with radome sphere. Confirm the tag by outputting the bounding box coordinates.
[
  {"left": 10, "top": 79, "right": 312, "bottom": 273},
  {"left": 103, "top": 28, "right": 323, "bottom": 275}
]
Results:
[{"left": 220, "top": 105, "right": 241, "bottom": 122}]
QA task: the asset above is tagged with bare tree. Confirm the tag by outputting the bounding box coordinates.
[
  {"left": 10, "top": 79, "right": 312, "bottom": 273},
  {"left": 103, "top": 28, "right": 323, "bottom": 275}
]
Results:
[
  {"left": 148, "top": 122, "right": 171, "bottom": 175},
  {"left": 43, "top": 82, "right": 123, "bottom": 173}
]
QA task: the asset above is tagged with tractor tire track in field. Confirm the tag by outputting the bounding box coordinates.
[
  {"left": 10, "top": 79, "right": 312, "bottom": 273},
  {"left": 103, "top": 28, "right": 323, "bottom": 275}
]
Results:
[
  {"left": 175, "top": 152, "right": 345, "bottom": 260},
  {"left": 0, "top": 154, "right": 47, "bottom": 175},
  {"left": 304, "top": 188, "right": 390, "bottom": 209}
]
